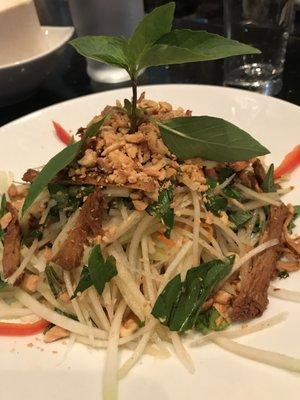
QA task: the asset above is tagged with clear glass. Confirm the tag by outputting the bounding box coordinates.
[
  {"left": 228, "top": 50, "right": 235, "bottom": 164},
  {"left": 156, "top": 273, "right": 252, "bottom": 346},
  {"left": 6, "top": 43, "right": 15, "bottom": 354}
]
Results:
[
  {"left": 223, "top": 0, "right": 295, "bottom": 95},
  {"left": 68, "top": 0, "right": 144, "bottom": 83}
]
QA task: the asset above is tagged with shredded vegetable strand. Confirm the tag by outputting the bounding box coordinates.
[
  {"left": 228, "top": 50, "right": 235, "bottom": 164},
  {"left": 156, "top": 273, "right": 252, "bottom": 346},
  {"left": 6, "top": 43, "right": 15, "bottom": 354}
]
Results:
[
  {"left": 7, "top": 240, "right": 38, "bottom": 285},
  {"left": 191, "top": 191, "right": 201, "bottom": 266},
  {"left": 170, "top": 332, "right": 195, "bottom": 373},
  {"left": 269, "top": 286, "right": 300, "bottom": 303},
  {"left": 213, "top": 336, "right": 300, "bottom": 373},
  {"left": 103, "top": 300, "right": 126, "bottom": 400}
]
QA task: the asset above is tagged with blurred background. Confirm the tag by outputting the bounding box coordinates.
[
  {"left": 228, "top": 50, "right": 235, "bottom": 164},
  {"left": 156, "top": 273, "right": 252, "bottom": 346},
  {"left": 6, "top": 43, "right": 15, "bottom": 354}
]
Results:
[{"left": 1, "top": 0, "right": 299, "bottom": 125}]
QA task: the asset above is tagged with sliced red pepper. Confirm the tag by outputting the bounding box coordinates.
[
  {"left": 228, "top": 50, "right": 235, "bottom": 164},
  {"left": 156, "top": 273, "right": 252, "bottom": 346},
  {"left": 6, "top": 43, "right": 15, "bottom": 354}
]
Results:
[
  {"left": 274, "top": 144, "right": 300, "bottom": 178},
  {"left": 0, "top": 319, "right": 49, "bottom": 336},
  {"left": 52, "top": 120, "right": 72, "bottom": 146}
]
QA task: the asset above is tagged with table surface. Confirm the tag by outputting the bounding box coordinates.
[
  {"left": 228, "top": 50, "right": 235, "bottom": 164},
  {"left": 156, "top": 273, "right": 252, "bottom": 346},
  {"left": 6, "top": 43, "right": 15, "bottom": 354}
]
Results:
[{"left": 1, "top": 23, "right": 299, "bottom": 127}]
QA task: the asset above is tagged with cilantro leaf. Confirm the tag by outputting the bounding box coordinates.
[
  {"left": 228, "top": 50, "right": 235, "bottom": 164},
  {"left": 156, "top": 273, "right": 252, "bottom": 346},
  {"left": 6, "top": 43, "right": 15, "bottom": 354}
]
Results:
[{"left": 147, "top": 187, "right": 174, "bottom": 238}]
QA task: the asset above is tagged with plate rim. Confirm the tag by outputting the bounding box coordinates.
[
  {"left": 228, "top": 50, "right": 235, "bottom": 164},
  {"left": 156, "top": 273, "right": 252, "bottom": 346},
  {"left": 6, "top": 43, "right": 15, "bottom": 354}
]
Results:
[{"left": 1, "top": 84, "right": 299, "bottom": 131}]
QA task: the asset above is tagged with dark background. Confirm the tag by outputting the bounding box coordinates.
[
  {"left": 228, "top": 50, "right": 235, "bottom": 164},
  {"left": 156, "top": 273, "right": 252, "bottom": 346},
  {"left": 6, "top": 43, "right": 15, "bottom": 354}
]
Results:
[{"left": 1, "top": 0, "right": 299, "bottom": 127}]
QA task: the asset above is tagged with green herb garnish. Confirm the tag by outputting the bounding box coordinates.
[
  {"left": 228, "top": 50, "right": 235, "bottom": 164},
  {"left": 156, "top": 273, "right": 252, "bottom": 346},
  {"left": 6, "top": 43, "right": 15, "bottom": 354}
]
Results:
[
  {"left": 288, "top": 205, "right": 300, "bottom": 234},
  {"left": 261, "top": 164, "right": 276, "bottom": 193},
  {"left": 147, "top": 187, "right": 174, "bottom": 238},
  {"left": 22, "top": 118, "right": 106, "bottom": 216},
  {"left": 45, "top": 266, "right": 62, "bottom": 298},
  {"left": 229, "top": 210, "right": 253, "bottom": 229},
  {"left": 278, "top": 269, "right": 289, "bottom": 279},
  {"left": 195, "top": 306, "right": 229, "bottom": 334},
  {"left": 151, "top": 256, "right": 234, "bottom": 332},
  {"left": 70, "top": 2, "right": 267, "bottom": 161},
  {"left": 72, "top": 245, "right": 117, "bottom": 299},
  {"left": 0, "top": 277, "right": 7, "bottom": 290},
  {"left": 0, "top": 194, "right": 6, "bottom": 218}
]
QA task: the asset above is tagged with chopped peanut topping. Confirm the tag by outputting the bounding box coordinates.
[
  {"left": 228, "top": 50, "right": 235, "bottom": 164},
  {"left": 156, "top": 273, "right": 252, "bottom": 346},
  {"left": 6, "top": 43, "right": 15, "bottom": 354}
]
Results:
[{"left": 44, "top": 326, "right": 70, "bottom": 343}]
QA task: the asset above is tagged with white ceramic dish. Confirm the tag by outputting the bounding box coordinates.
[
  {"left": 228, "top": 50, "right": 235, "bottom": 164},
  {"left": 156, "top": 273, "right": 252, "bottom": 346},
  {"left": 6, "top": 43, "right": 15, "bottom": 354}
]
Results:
[
  {"left": 0, "top": 26, "right": 74, "bottom": 107},
  {"left": 0, "top": 84, "right": 299, "bottom": 400}
]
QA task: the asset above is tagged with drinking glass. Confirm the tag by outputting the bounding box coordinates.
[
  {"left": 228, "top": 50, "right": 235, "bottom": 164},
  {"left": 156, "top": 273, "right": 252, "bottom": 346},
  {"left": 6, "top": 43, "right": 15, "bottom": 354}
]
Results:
[
  {"left": 223, "top": 0, "right": 295, "bottom": 95},
  {"left": 68, "top": 0, "right": 144, "bottom": 83}
]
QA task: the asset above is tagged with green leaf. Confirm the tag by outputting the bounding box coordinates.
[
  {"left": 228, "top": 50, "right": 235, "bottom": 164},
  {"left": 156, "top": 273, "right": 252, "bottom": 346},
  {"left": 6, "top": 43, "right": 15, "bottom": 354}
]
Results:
[
  {"left": 72, "top": 246, "right": 117, "bottom": 299},
  {"left": 71, "top": 266, "right": 92, "bottom": 299},
  {"left": 261, "top": 164, "right": 276, "bottom": 193},
  {"left": 69, "top": 36, "right": 129, "bottom": 69},
  {"left": 128, "top": 2, "right": 175, "bottom": 68},
  {"left": 22, "top": 118, "right": 106, "bottom": 216},
  {"left": 0, "top": 194, "right": 6, "bottom": 218},
  {"left": 88, "top": 245, "right": 117, "bottom": 295},
  {"left": 195, "top": 306, "right": 229, "bottom": 334},
  {"left": 0, "top": 277, "right": 7, "bottom": 290},
  {"left": 204, "top": 192, "right": 228, "bottom": 216},
  {"left": 158, "top": 116, "right": 269, "bottom": 162},
  {"left": 45, "top": 266, "right": 62, "bottom": 299},
  {"left": 229, "top": 210, "right": 253, "bottom": 229},
  {"left": 139, "top": 29, "right": 260, "bottom": 69},
  {"left": 147, "top": 187, "right": 174, "bottom": 238},
  {"left": 151, "top": 257, "right": 234, "bottom": 332},
  {"left": 288, "top": 205, "right": 300, "bottom": 234},
  {"left": 222, "top": 186, "right": 244, "bottom": 202},
  {"left": 218, "top": 168, "right": 235, "bottom": 183}
]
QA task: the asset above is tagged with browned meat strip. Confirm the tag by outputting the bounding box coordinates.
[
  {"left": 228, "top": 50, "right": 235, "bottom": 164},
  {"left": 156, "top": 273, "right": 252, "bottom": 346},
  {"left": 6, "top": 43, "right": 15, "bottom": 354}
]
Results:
[
  {"left": 22, "top": 169, "right": 38, "bottom": 183},
  {"left": 252, "top": 159, "right": 266, "bottom": 185},
  {"left": 52, "top": 189, "right": 103, "bottom": 270},
  {"left": 2, "top": 203, "right": 21, "bottom": 278},
  {"left": 230, "top": 204, "right": 288, "bottom": 321},
  {"left": 239, "top": 170, "right": 261, "bottom": 192}
]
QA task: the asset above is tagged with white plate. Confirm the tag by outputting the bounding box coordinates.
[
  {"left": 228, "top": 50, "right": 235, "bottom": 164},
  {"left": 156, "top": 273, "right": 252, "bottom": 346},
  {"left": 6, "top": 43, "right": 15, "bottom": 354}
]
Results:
[{"left": 0, "top": 84, "right": 300, "bottom": 400}]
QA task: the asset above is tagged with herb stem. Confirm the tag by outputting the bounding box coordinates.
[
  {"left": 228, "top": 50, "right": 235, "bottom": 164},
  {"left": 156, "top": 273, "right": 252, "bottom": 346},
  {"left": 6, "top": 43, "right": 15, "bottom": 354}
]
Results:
[{"left": 130, "top": 73, "right": 138, "bottom": 133}]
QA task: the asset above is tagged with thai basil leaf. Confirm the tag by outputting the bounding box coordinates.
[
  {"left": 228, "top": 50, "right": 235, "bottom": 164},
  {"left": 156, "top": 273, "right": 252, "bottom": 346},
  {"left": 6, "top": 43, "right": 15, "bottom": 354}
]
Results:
[
  {"left": 139, "top": 29, "right": 260, "bottom": 69},
  {"left": 22, "top": 118, "right": 106, "bottom": 216},
  {"left": 195, "top": 306, "right": 229, "bottom": 334},
  {"left": 45, "top": 266, "right": 62, "bottom": 299},
  {"left": 69, "top": 36, "right": 129, "bottom": 69},
  {"left": 128, "top": 2, "right": 175, "bottom": 68},
  {"left": 0, "top": 194, "right": 6, "bottom": 218},
  {"left": 229, "top": 210, "right": 253, "bottom": 229},
  {"left": 72, "top": 245, "right": 117, "bottom": 299},
  {"left": 151, "top": 256, "right": 234, "bottom": 332},
  {"left": 261, "top": 164, "right": 276, "bottom": 193},
  {"left": 147, "top": 187, "right": 174, "bottom": 238},
  {"left": 158, "top": 117, "right": 269, "bottom": 162},
  {"left": 288, "top": 205, "right": 300, "bottom": 234}
]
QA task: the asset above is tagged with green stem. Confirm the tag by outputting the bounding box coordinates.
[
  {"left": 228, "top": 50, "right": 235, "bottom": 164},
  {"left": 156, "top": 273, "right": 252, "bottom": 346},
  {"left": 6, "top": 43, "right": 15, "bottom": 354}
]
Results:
[{"left": 130, "top": 73, "right": 138, "bottom": 133}]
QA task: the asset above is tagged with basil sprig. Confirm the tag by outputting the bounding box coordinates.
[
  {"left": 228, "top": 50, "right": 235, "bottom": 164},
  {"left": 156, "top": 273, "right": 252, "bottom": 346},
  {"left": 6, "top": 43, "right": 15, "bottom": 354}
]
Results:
[
  {"left": 261, "top": 163, "right": 276, "bottom": 193},
  {"left": 71, "top": 245, "right": 117, "bottom": 299},
  {"left": 70, "top": 2, "right": 268, "bottom": 162},
  {"left": 22, "top": 117, "right": 106, "bottom": 215},
  {"left": 151, "top": 256, "right": 234, "bottom": 332}
]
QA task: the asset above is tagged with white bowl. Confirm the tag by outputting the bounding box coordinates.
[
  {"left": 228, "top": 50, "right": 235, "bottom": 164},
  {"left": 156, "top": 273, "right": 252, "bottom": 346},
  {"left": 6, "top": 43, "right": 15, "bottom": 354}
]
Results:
[{"left": 0, "top": 26, "right": 74, "bottom": 107}]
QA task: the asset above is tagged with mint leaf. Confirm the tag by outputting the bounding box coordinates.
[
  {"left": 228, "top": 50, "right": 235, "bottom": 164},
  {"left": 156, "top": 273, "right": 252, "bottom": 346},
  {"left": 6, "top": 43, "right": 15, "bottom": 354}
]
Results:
[
  {"left": 151, "top": 257, "right": 234, "bottom": 332},
  {"left": 158, "top": 117, "right": 269, "bottom": 162},
  {"left": 147, "top": 187, "right": 174, "bottom": 238},
  {"left": 72, "top": 246, "right": 117, "bottom": 299},
  {"left": 195, "top": 306, "right": 229, "bottom": 334},
  {"left": 70, "top": 36, "right": 129, "bottom": 69},
  {"left": 261, "top": 164, "right": 276, "bottom": 193},
  {"left": 139, "top": 29, "right": 260, "bottom": 69},
  {"left": 128, "top": 2, "right": 175, "bottom": 69},
  {"left": 22, "top": 118, "right": 106, "bottom": 216}
]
